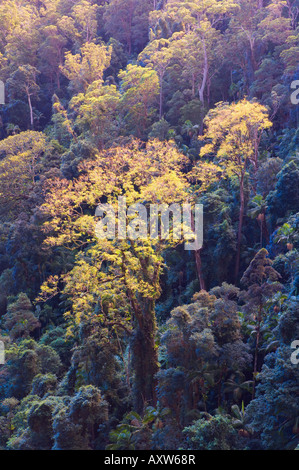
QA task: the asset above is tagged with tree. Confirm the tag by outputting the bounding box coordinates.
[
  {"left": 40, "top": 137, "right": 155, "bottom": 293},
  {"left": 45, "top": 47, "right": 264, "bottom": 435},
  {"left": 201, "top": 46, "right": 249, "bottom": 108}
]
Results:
[
  {"left": 38, "top": 139, "right": 190, "bottom": 412},
  {"left": 119, "top": 65, "right": 160, "bottom": 138},
  {"left": 2, "top": 294, "right": 40, "bottom": 341},
  {"left": 38, "top": 25, "right": 67, "bottom": 91},
  {"left": 103, "top": 0, "right": 154, "bottom": 54},
  {"left": 183, "top": 414, "right": 239, "bottom": 450},
  {"left": 157, "top": 289, "right": 251, "bottom": 424},
  {"left": 240, "top": 248, "right": 282, "bottom": 397},
  {"left": 267, "top": 160, "right": 299, "bottom": 228},
  {"left": 280, "top": 27, "right": 299, "bottom": 76},
  {"left": 188, "top": 161, "right": 226, "bottom": 290},
  {"left": 200, "top": 99, "right": 272, "bottom": 281},
  {"left": 0, "top": 339, "right": 61, "bottom": 399},
  {"left": 69, "top": 81, "right": 121, "bottom": 149},
  {"left": 139, "top": 38, "right": 175, "bottom": 119},
  {"left": 258, "top": 0, "right": 292, "bottom": 47},
  {"left": 248, "top": 194, "right": 269, "bottom": 247},
  {"left": 151, "top": 0, "right": 239, "bottom": 105},
  {"left": 0, "top": 398, "right": 19, "bottom": 444},
  {"left": 245, "top": 298, "right": 299, "bottom": 449},
  {"left": 71, "top": 0, "right": 98, "bottom": 43},
  {"left": 7, "top": 66, "right": 40, "bottom": 129},
  {"left": 53, "top": 385, "right": 109, "bottom": 450},
  {"left": 2, "top": 2, "right": 40, "bottom": 70},
  {"left": 0, "top": 131, "right": 47, "bottom": 218},
  {"left": 171, "top": 29, "right": 223, "bottom": 108},
  {"left": 227, "top": 0, "right": 265, "bottom": 78},
  {"left": 60, "top": 42, "right": 112, "bottom": 93},
  {"left": 0, "top": 0, "right": 20, "bottom": 53}
]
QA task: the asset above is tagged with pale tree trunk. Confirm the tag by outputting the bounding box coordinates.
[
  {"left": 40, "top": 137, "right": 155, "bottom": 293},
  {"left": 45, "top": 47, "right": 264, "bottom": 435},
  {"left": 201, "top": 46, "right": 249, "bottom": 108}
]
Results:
[
  {"left": 249, "top": 36, "right": 257, "bottom": 71},
  {"left": 198, "top": 36, "right": 208, "bottom": 106},
  {"left": 26, "top": 89, "right": 34, "bottom": 129}
]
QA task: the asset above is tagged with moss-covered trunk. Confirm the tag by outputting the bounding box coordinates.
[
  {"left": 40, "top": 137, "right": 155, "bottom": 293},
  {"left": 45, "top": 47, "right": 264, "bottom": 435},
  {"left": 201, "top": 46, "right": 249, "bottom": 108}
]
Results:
[{"left": 131, "top": 299, "right": 159, "bottom": 413}]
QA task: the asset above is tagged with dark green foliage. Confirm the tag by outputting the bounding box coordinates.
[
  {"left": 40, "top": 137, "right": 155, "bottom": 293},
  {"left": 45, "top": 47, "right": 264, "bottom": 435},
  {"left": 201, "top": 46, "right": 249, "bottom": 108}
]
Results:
[
  {"left": 149, "top": 118, "right": 170, "bottom": 141},
  {"left": 108, "top": 407, "right": 158, "bottom": 450},
  {"left": 6, "top": 395, "right": 65, "bottom": 450},
  {"left": 1, "top": 293, "right": 40, "bottom": 341},
  {"left": 60, "top": 138, "right": 98, "bottom": 179},
  {"left": 183, "top": 414, "right": 239, "bottom": 450},
  {"left": 31, "top": 374, "right": 58, "bottom": 398},
  {"left": 245, "top": 345, "right": 299, "bottom": 449},
  {"left": 267, "top": 160, "right": 299, "bottom": 227},
  {"left": 278, "top": 300, "right": 299, "bottom": 345},
  {"left": 245, "top": 299, "right": 299, "bottom": 449},
  {"left": 156, "top": 290, "right": 252, "bottom": 427},
  {"left": 39, "top": 326, "right": 73, "bottom": 366},
  {"left": 0, "top": 0, "right": 298, "bottom": 451},
  {"left": 198, "top": 187, "right": 237, "bottom": 288},
  {"left": 57, "top": 319, "right": 129, "bottom": 418},
  {"left": 0, "top": 339, "right": 62, "bottom": 400},
  {"left": 53, "top": 385, "right": 109, "bottom": 450}
]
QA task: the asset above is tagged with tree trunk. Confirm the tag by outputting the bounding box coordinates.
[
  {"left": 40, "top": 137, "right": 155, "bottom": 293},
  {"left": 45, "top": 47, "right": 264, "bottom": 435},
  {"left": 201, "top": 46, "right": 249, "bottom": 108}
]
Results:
[
  {"left": 262, "top": 216, "right": 269, "bottom": 244},
  {"left": 252, "top": 305, "right": 262, "bottom": 399},
  {"left": 27, "top": 90, "right": 34, "bottom": 129},
  {"left": 234, "top": 172, "right": 245, "bottom": 282},
  {"left": 122, "top": 250, "right": 159, "bottom": 414},
  {"left": 249, "top": 37, "right": 257, "bottom": 72},
  {"left": 198, "top": 36, "right": 208, "bottom": 105},
  {"left": 251, "top": 130, "right": 261, "bottom": 193},
  {"left": 195, "top": 248, "right": 206, "bottom": 291},
  {"left": 131, "top": 300, "right": 158, "bottom": 413}
]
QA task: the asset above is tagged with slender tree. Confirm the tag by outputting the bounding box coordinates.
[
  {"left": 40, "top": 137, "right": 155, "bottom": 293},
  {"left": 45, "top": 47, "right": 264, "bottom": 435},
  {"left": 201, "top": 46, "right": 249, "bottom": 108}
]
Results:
[{"left": 200, "top": 99, "right": 272, "bottom": 282}]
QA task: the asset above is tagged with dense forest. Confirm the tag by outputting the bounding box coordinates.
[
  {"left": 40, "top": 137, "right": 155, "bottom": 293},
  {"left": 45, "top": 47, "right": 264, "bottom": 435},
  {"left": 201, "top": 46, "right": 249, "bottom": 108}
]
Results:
[{"left": 0, "top": 0, "right": 298, "bottom": 451}]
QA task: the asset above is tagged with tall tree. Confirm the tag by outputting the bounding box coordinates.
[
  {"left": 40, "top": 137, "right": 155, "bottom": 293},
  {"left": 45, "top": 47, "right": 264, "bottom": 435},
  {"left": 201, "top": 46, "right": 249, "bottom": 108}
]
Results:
[
  {"left": 151, "top": 0, "right": 239, "bottom": 105},
  {"left": 103, "top": 0, "right": 154, "bottom": 54},
  {"left": 71, "top": 0, "right": 98, "bottom": 43},
  {"left": 139, "top": 38, "right": 175, "bottom": 119},
  {"left": 7, "top": 65, "right": 40, "bottom": 129},
  {"left": 118, "top": 65, "right": 160, "bottom": 138},
  {"left": 39, "top": 139, "right": 190, "bottom": 412},
  {"left": 38, "top": 25, "right": 67, "bottom": 91},
  {"left": 200, "top": 99, "right": 272, "bottom": 281},
  {"left": 70, "top": 81, "right": 121, "bottom": 150},
  {"left": 0, "top": 131, "right": 47, "bottom": 217}
]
